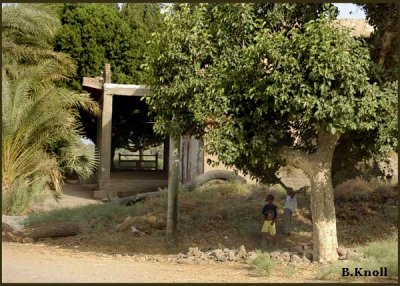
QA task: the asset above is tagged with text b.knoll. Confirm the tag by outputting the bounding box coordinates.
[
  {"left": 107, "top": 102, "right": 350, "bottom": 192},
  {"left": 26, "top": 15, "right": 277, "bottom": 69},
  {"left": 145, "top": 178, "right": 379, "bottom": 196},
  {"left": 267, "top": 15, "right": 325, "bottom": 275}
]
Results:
[{"left": 342, "top": 267, "right": 388, "bottom": 277}]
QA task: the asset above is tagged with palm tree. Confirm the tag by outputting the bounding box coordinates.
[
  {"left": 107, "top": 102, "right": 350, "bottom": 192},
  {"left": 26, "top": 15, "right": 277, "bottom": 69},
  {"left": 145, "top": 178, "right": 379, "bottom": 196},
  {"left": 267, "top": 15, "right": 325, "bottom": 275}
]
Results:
[{"left": 2, "top": 4, "right": 100, "bottom": 214}]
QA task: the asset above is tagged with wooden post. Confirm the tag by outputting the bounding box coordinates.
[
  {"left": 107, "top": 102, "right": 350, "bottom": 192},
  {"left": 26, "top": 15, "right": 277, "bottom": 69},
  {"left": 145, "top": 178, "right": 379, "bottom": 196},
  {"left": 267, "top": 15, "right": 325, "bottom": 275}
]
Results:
[
  {"left": 167, "top": 135, "right": 180, "bottom": 248},
  {"left": 139, "top": 148, "right": 144, "bottom": 170},
  {"left": 98, "top": 90, "right": 113, "bottom": 189},
  {"left": 94, "top": 64, "right": 112, "bottom": 199},
  {"left": 180, "top": 136, "right": 204, "bottom": 184},
  {"left": 163, "top": 138, "right": 169, "bottom": 171}
]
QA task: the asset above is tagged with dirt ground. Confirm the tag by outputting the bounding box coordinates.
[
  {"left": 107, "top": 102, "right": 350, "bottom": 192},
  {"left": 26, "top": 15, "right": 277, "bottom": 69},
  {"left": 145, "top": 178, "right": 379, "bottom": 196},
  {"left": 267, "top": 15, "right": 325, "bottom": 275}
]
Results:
[
  {"left": 2, "top": 180, "right": 397, "bottom": 283},
  {"left": 1, "top": 183, "right": 313, "bottom": 283},
  {"left": 2, "top": 241, "right": 329, "bottom": 283}
]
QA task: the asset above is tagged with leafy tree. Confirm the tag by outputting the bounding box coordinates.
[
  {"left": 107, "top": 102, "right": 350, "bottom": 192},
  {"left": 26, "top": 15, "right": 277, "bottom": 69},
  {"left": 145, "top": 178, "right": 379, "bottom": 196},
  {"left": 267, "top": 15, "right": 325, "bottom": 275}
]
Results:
[
  {"left": 55, "top": 3, "right": 165, "bottom": 162},
  {"left": 146, "top": 4, "right": 397, "bottom": 263},
  {"left": 54, "top": 4, "right": 135, "bottom": 86},
  {"left": 2, "top": 4, "right": 100, "bottom": 214},
  {"left": 358, "top": 3, "right": 398, "bottom": 81},
  {"left": 332, "top": 4, "right": 398, "bottom": 185},
  {"left": 55, "top": 3, "right": 163, "bottom": 86}
]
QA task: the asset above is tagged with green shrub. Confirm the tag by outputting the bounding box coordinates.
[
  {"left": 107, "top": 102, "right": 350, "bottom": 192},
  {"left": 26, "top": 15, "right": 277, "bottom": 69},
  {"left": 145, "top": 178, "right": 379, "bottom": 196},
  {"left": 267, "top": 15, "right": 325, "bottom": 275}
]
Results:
[
  {"left": 318, "top": 234, "right": 398, "bottom": 280},
  {"left": 361, "top": 234, "right": 398, "bottom": 277},
  {"left": 247, "top": 251, "right": 276, "bottom": 276},
  {"left": 2, "top": 177, "right": 50, "bottom": 215}
]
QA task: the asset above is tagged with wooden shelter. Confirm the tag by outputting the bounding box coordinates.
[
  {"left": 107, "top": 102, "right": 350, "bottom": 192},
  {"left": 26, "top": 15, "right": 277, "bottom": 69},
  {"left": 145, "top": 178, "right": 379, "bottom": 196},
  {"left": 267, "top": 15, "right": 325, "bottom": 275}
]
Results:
[{"left": 82, "top": 64, "right": 204, "bottom": 199}]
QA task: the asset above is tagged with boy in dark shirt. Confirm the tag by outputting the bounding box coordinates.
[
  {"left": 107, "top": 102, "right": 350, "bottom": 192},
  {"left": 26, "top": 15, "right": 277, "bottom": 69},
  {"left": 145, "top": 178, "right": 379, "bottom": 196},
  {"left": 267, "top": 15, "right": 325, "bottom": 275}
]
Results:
[{"left": 261, "top": 194, "right": 277, "bottom": 236}]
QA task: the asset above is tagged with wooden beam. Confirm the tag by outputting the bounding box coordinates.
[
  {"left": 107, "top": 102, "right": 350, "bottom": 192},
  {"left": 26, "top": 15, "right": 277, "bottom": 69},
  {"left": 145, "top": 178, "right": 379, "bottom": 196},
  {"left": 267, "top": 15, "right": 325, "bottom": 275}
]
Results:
[
  {"left": 82, "top": 77, "right": 103, "bottom": 90},
  {"left": 103, "top": 84, "right": 150, "bottom": 96}
]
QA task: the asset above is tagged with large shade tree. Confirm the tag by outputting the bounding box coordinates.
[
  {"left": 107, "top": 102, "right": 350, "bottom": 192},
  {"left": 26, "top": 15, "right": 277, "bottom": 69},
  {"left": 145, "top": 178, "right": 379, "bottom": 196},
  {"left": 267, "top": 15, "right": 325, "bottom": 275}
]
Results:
[{"left": 146, "top": 4, "right": 397, "bottom": 263}]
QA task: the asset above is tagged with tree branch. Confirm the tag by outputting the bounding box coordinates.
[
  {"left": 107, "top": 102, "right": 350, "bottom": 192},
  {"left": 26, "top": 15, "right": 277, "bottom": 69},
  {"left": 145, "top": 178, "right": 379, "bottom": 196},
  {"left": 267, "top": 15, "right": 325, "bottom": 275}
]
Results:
[{"left": 279, "top": 146, "right": 313, "bottom": 178}]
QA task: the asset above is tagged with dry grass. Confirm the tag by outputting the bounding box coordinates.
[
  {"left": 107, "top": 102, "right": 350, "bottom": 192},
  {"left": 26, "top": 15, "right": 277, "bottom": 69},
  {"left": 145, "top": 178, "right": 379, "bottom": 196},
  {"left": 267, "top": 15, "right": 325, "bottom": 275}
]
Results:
[
  {"left": 25, "top": 179, "right": 397, "bottom": 258},
  {"left": 318, "top": 233, "right": 398, "bottom": 281},
  {"left": 335, "top": 178, "right": 396, "bottom": 202},
  {"left": 335, "top": 178, "right": 374, "bottom": 201}
]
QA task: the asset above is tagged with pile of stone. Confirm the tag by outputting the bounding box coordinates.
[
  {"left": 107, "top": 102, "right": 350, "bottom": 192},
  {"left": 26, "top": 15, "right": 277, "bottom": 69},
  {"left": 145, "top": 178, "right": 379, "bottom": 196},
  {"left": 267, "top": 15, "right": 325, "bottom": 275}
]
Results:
[
  {"left": 175, "top": 244, "right": 317, "bottom": 266},
  {"left": 176, "top": 245, "right": 248, "bottom": 264}
]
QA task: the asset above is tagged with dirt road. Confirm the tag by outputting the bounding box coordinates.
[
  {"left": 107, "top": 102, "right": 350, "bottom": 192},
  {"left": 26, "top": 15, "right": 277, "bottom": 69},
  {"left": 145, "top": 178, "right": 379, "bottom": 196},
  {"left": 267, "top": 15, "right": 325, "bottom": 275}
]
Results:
[{"left": 2, "top": 242, "right": 327, "bottom": 283}]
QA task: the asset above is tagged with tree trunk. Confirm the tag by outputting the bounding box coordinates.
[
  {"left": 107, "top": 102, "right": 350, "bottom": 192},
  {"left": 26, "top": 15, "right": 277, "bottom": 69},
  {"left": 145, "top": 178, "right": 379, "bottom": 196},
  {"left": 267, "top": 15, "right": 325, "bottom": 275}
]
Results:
[
  {"left": 2, "top": 221, "right": 83, "bottom": 242},
  {"left": 280, "top": 129, "right": 340, "bottom": 263},
  {"left": 182, "top": 170, "right": 246, "bottom": 191},
  {"left": 112, "top": 170, "right": 246, "bottom": 206},
  {"left": 309, "top": 155, "right": 338, "bottom": 263}
]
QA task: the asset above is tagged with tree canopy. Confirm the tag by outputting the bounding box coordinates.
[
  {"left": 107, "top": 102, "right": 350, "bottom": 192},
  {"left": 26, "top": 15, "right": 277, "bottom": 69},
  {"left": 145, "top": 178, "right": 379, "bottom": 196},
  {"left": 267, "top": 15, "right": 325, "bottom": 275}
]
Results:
[
  {"left": 145, "top": 3, "right": 397, "bottom": 263},
  {"left": 54, "top": 3, "right": 163, "bottom": 87}
]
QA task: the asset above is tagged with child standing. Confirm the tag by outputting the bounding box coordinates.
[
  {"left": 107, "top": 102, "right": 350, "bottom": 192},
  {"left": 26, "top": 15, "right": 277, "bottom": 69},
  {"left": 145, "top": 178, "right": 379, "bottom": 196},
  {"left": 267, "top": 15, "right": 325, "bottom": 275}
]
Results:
[
  {"left": 283, "top": 192, "right": 297, "bottom": 235},
  {"left": 261, "top": 194, "right": 277, "bottom": 236}
]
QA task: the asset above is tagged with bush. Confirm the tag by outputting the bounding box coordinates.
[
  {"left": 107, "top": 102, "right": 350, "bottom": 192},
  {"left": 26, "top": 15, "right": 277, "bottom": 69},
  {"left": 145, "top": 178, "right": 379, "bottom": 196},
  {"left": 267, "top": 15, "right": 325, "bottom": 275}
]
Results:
[
  {"left": 247, "top": 251, "right": 276, "bottom": 276},
  {"left": 361, "top": 234, "right": 398, "bottom": 277},
  {"left": 334, "top": 178, "right": 373, "bottom": 201},
  {"left": 2, "top": 177, "right": 50, "bottom": 215}
]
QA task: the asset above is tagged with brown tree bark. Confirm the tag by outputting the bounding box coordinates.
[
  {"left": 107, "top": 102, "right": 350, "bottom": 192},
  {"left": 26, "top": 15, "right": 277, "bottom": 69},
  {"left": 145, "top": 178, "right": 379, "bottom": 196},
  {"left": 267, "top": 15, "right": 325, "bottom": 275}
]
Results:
[
  {"left": 280, "top": 129, "right": 340, "bottom": 263},
  {"left": 114, "top": 170, "right": 246, "bottom": 206},
  {"left": 2, "top": 221, "right": 83, "bottom": 242}
]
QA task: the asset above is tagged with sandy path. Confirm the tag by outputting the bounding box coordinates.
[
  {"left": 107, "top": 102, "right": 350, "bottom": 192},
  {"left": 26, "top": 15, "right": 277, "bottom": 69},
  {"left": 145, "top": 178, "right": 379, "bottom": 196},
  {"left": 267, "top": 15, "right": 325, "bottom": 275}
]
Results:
[
  {"left": 2, "top": 242, "right": 279, "bottom": 283},
  {"left": 1, "top": 241, "right": 336, "bottom": 283}
]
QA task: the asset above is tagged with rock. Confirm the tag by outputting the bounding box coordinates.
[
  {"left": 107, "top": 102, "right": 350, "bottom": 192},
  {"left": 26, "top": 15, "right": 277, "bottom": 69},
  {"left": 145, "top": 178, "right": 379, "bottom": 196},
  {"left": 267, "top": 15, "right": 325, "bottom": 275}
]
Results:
[
  {"left": 216, "top": 253, "right": 227, "bottom": 262},
  {"left": 291, "top": 245, "right": 304, "bottom": 253},
  {"left": 269, "top": 251, "right": 281, "bottom": 260},
  {"left": 302, "top": 256, "right": 311, "bottom": 264},
  {"left": 337, "top": 246, "right": 348, "bottom": 257},
  {"left": 228, "top": 251, "right": 237, "bottom": 261},
  {"left": 210, "top": 249, "right": 228, "bottom": 262},
  {"left": 238, "top": 245, "right": 247, "bottom": 258},
  {"left": 22, "top": 237, "right": 34, "bottom": 243},
  {"left": 177, "top": 253, "right": 187, "bottom": 259},
  {"left": 290, "top": 254, "right": 303, "bottom": 264},
  {"left": 187, "top": 247, "right": 203, "bottom": 258},
  {"left": 303, "top": 251, "right": 313, "bottom": 261},
  {"left": 281, "top": 252, "right": 291, "bottom": 262},
  {"left": 211, "top": 249, "right": 224, "bottom": 257}
]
